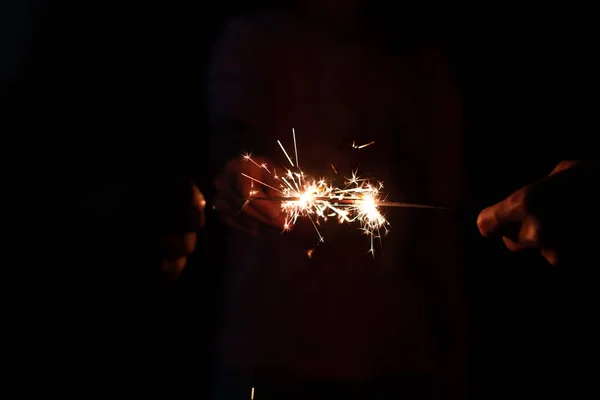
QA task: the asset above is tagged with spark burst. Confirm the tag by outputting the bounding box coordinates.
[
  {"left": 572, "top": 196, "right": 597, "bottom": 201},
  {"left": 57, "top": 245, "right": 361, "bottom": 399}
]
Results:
[{"left": 241, "top": 129, "right": 390, "bottom": 254}]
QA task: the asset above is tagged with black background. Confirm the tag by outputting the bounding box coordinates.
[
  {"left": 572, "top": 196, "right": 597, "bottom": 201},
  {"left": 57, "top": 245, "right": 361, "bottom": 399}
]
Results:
[{"left": 3, "top": 1, "right": 596, "bottom": 397}]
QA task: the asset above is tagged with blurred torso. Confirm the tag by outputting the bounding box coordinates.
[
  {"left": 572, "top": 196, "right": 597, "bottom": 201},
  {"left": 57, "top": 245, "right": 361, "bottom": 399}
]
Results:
[{"left": 217, "top": 12, "right": 465, "bottom": 380}]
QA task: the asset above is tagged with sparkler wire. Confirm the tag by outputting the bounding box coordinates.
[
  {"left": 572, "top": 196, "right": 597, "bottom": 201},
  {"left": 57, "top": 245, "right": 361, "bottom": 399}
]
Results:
[{"left": 245, "top": 197, "right": 451, "bottom": 210}]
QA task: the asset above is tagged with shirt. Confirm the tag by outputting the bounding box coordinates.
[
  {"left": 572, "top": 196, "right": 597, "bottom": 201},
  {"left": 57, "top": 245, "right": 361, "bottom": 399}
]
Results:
[{"left": 208, "top": 12, "right": 466, "bottom": 380}]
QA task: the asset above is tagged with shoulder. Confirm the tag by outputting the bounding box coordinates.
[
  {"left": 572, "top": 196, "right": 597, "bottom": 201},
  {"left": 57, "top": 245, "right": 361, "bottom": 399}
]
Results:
[
  {"left": 406, "top": 44, "right": 456, "bottom": 85},
  {"left": 215, "top": 12, "right": 301, "bottom": 49}
]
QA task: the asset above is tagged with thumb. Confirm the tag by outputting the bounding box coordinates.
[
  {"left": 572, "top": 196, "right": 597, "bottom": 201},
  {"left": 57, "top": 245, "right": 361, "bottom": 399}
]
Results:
[{"left": 549, "top": 160, "right": 578, "bottom": 176}]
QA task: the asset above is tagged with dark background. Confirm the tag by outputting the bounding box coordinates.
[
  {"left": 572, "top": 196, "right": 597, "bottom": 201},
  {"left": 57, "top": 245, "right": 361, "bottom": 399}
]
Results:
[{"left": 3, "top": 1, "right": 596, "bottom": 397}]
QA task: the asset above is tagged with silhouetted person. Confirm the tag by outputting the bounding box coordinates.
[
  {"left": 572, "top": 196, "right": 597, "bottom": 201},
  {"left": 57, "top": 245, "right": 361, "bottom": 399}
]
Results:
[{"left": 209, "top": 1, "right": 467, "bottom": 398}]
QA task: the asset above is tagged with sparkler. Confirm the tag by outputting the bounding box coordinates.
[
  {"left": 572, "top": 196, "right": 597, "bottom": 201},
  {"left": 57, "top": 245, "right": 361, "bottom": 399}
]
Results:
[
  {"left": 241, "top": 129, "right": 448, "bottom": 254},
  {"left": 248, "top": 197, "right": 450, "bottom": 210}
]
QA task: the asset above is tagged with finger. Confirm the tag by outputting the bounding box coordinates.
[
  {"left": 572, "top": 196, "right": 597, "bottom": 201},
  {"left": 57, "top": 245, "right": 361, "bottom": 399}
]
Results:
[
  {"left": 501, "top": 216, "right": 543, "bottom": 251},
  {"left": 215, "top": 172, "right": 249, "bottom": 213},
  {"left": 190, "top": 184, "right": 206, "bottom": 229},
  {"left": 163, "top": 233, "right": 197, "bottom": 259},
  {"left": 477, "top": 187, "right": 529, "bottom": 237},
  {"left": 214, "top": 187, "right": 262, "bottom": 234},
  {"left": 503, "top": 237, "right": 560, "bottom": 266},
  {"left": 216, "top": 179, "right": 278, "bottom": 228},
  {"left": 549, "top": 160, "right": 578, "bottom": 176},
  {"left": 236, "top": 157, "right": 281, "bottom": 215},
  {"left": 237, "top": 171, "right": 282, "bottom": 221},
  {"left": 240, "top": 195, "right": 282, "bottom": 225},
  {"left": 217, "top": 201, "right": 262, "bottom": 235},
  {"left": 502, "top": 236, "right": 526, "bottom": 252},
  {"left": 214, "top": 196, "right": 256, "bottom": 232},
  {"left": 215, "top": 170, "right": 240, "bottom": 204},
  {"left": 217, "top": 163, "right": 277, "bottom": 221},
  {"left": 213, "top": 190, "right": 238, "bottom": 216},
  {"left": 220, "top": 157, "right": 284, "bottom": 228},
  {"left": 270, "top": 213, "right": 287, "bottom": 230},
  {"left": 243, "top": 191, "right": 285, "bottom": 228},
  {"left": 215, "top": 178, "right": 261, "bottom": 234},
  {"left": 516, "top": 215, "right": 544, "bottom": 248},
  {"left": 166, "top": 180, "right": 206, "bottom": 232},
  {"left": 540, "top": 248, "right": 559, "bottom": 266},
  {"left": 242, "top": 198, "right": 285, "bottom": 229},
  {"left": 264, "top": 186, "right": 286, "bottom": 228},
  {"left": 161, "top": 256, "right": 187, "bottom": 280}
]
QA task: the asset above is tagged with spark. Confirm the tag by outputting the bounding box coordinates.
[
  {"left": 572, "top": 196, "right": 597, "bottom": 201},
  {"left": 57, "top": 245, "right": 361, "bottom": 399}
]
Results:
[
  {"left": 241, "top": 152, "right": 271, "bottom": 173},
  {"left": 352, "top": 140, "right": 375, "bottom": 149},
  {"left": 241, "top": 129, "right": 390, "bottom": 254},
  {"left": 277, "top": 140, "right": 294, "bottom": 167},
  {"left": 292, "top": 128, "right": 299, "bottom": 170}
]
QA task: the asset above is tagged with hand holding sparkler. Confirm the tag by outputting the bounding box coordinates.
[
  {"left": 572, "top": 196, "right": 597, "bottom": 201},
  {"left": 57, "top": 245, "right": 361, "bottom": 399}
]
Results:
[
  {"left": 215, "top": 129, "right": 450, "bottom": 253},
  {"left": 214, "top": 155, "right": 285, "bottom": 235},
  {"left": 229, "top": 129, "right": 394, "bottom": 253}
]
